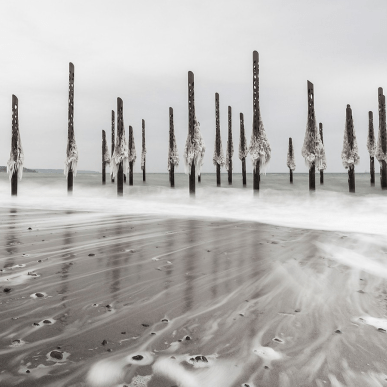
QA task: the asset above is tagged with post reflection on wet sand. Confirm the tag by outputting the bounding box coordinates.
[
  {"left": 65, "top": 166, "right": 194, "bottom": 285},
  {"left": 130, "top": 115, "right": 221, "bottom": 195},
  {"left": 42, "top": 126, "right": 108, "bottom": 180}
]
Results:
[{"left": 1, "top": 210, "right": 387, "bottom": 386}]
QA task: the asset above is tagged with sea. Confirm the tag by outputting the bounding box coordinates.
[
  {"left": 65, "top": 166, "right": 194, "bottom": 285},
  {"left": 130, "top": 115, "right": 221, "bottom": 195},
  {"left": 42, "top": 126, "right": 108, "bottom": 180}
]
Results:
[{"left": 0, "top": 172, "right": 386, "bottom": 235}]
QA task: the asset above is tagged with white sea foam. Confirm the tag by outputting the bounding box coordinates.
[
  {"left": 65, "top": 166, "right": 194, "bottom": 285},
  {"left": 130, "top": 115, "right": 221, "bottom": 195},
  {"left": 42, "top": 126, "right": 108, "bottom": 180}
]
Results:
[
  {"left": 86, "top": 359, "right": 127, "bottom": 387},
  {"left": 152, "top": 356, "right": 242, "bottom": 387},
  {"left": 1, "top": 176, "right": 387, "bottom": 236},
  {"left": 253, "top": 346, "right": 283, "bottom": 361}
]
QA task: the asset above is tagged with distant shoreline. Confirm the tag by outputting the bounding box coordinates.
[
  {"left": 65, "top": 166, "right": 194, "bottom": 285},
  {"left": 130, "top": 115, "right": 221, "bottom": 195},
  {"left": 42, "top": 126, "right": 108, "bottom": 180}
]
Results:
[{"left": 0, "top": 166, "right": 99, "bottom": 174}]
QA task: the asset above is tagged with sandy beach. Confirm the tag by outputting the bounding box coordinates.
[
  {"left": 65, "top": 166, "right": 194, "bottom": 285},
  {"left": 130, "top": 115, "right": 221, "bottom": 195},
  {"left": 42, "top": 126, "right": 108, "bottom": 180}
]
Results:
[{"left": 1, "top": 200, "right": 387, "bottom": 387}]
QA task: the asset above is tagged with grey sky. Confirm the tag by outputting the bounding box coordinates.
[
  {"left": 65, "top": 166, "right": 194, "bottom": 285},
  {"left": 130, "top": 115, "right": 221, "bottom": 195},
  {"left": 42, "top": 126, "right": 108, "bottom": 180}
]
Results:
[{"left": 1, "top": 0, "right": 386, "bottom": 173}]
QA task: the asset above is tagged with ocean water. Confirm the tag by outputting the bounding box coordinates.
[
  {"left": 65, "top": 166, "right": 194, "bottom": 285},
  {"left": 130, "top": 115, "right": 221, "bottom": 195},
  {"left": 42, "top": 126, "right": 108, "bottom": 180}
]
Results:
[
  {"left": 1, "top": 172, "right": 387, "bottom": 387},
  {"left": 0, "top": 172, "right": 386, "bottom": 235}
]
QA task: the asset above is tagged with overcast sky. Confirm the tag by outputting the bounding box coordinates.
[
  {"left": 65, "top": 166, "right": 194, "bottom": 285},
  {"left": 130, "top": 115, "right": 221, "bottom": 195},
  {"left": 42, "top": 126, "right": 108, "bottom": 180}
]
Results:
[{"left": 1, "top": 0, "right": 386, "bottom": 173}]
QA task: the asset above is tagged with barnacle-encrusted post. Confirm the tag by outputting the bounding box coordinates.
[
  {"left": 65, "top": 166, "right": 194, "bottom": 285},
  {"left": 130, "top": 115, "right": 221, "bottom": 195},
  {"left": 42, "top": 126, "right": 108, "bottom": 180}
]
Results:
[
  {"left": 184, "top": 72, "right": 205, "bottom": 195},
  {"left": 141, "top": 119, "right": 146, "bottom": 182},
  {"left": 128, "top": 125, "right": 136, "bottom": 186},
  {"left": 376, "top": 88, "right": 387, "bottom": 189},
  {"left": 102, "top": 130, "right": 110, "bottom": 185},
  {"left": 8, "top": 95, "right": 23, "bottom": 196},
  {"left": 239, "top": 113, "right": 248, "bottom": 186},
  {"left": 102, "top": 130, "right": 106, "bottom": 184},
  {"left": 368, "top": 111, "right": 376, "bottom": 186},
  {"left": 319, "top": 123, "right": 326, "bottom": 184},
  {"left": 301, "top": 81, "right": 325, "bottom": 191},
  {"left": 306, "top": 81, "right": 315, "bottom": 190},
  {"left": 113, "top": 98, "right": 125, "bottom": 196},
  {"left": 287, "top": 138, "right": 295, "bottom": 183},
  {"left": 65, "top": 62, "right": 77, "bottom": 194},
  {"left": 189, "top": 72, "right": 195, "bottom": 194},
  {"left": 250, "top": 51, "right": 271, "bottom": 191},
  {"left": 213, "top": 93, "right": 224, "bottom": 186},
  {"left": 226, "top": 106, "right": 233, "bottom": 185},
  {"left": 111, "top": 110, "right": 115, "bottom": 183},
  {"left": 342, "top": 104, "right": 359, "bottom": 193},
  {"left": 168, "top": 107, "right": 179, "bottom": 187}
]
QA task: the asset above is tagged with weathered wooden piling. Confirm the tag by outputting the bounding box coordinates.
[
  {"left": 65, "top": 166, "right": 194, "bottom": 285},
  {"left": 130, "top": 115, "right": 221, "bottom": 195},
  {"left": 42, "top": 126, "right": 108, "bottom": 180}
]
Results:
[
  {"left": 308, "top": 81, "right": 315, "bottom": 190},
  {"left": 102, "top": 130, "right": 107, "bottom": 184},
  {"left": 128, "top": 125, "right": 136, "bottom": 186},
  {"left": 65, "top": 62, "right": 77, "bottom": 194},
  {"left": 188, "top": 71, "right": 196, "bottom": 195},
  {"left": 347, "top": 105, "right": 355, "bottom": 192},
  {"left": 287, "top": 138, "right": 295, "bottom": 183},
  {"left": 169, "top": 108, "right": 174, "bottom": 186},
  {"left": 319, "top": 123, "right": 324, "bottom": 184},
  {"left": 226, "top": 106, "right": 233, "bottom": 185},
  {"left": 184, "top": 71, "right": 205, "bottom": 195},
  {"left": 168, "top": 107, "right": 179, "bottom": 187},
  {"left": 111, "top": 110, "right": 115, "bottom": 183},
  {"left": 301, "top": 80, "right": 326, "bottom": 191},
  {"left": 252, "top": 51, "right": 260, "bottom": 190},
  {"left": 250, "top": 51, "right": 271, "bottom": 191},
  {"left": 141, "top": 119, "right": 146, "bottom": 182},
  {"left": 377, "top": 88, "right": 387, "bottom": 189},
  {"left": 116, "top": 98, "right": 124, "bottom": 196},
  {"left": 213, "top": 93, "right": 224, "bottom": 186},
  {"left": 239, "top": 113, "right": 247, "bottom": 186},
  {"left": 367, "top": 111, "right": 376, "bottom": 186},
  {"left": 10, "top": 95, "right": 20, "bottom": 196},
  {"left": 342, "top": 104, "right": 359, "bottom": 193}
]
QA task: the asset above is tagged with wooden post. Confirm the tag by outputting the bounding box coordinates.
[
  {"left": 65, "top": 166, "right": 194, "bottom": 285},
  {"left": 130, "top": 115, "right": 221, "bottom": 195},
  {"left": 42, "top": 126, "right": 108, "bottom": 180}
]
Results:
[
  {"left": 11, "top": 95, "right": 19, "bottom": 196},
  {"left": 319, "top": 123, "right": 324, "bottom": 185},
  {"left": 289, "top": 138, "right": 293, "bottom": 184},
  {"left": 369, "top": 111, "right": 375, "bottom": 186},
  {"left": 227, "top": 106, "right": 232, "bottom": 185},
  {"left": 379, "top": 88, "right": 387, "bottom": 189},
  {"left": 240, "top": 113, "right": 246, "bottom": 186},
  {"left": 169, "top": 107, "right": 175, "bottom": 188},
  {"left": 170, "top": 164, "right": 174, "bottom": 187},
  {"left": 307, "top": 80, "right": 316, "bottom": 191},
  {"left": 102, "top": 130, "right": 106, "bottom": 184},
  {"left": 252, "top": 51, "right": 260, "bottom": 190},
  {"left": 129, "top": 125, "right": 134, "bottom": 186},
  {"left": 142, "top": 119, "right": 146, "bottom": 182},
  {"left": 67, "top": 62, "right": 75, "bottom": 194},
  {"left": 346, "top": 104, "right": 355, "bottom": 193},
  {"left": 117, "top": 98, "right": 124, "bottom": 196},
  {"left": 111, "top": 110, "right": 115, "bottom": 183},
  {"left": 188, "top": 71, "right": 195, "bottom": 195},
  {"left": 215, "top": 93, "right": 221, "bottom": 187}
]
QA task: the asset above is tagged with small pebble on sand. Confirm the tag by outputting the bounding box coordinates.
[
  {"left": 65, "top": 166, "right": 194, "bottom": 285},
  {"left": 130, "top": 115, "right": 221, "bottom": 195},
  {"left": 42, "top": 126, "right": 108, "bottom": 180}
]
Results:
[{"left": 50, "top": 350, "right": 63, "bottom": 360}]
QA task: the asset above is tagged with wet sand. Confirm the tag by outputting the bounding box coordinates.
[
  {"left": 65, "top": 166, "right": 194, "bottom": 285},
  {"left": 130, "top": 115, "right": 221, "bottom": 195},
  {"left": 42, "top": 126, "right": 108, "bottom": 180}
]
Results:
[{"left": 1, "top": 207, "right": 387, "bottom": 387}]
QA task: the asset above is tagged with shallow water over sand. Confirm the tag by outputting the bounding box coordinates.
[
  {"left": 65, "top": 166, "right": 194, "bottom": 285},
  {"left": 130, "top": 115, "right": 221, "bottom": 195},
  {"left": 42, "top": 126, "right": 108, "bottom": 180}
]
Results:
[{"left": 1, "top": 173, "right": 387, "bottom": 386}]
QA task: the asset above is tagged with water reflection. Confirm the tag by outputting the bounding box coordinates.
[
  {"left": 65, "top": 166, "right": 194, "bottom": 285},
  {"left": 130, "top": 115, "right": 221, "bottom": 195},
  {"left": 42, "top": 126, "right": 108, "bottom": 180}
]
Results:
[
  {"left": 164, "top": 219, "right": 174, "bottom": 296},
  {"left": 4, "top": 208, "right": 19, "bottom": 266},
  {"left": 183, "top": 219, "right": 196, "bottom": 312},
  {"left": 107, "top": 219, "right": 122, "bottom": 297}
]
